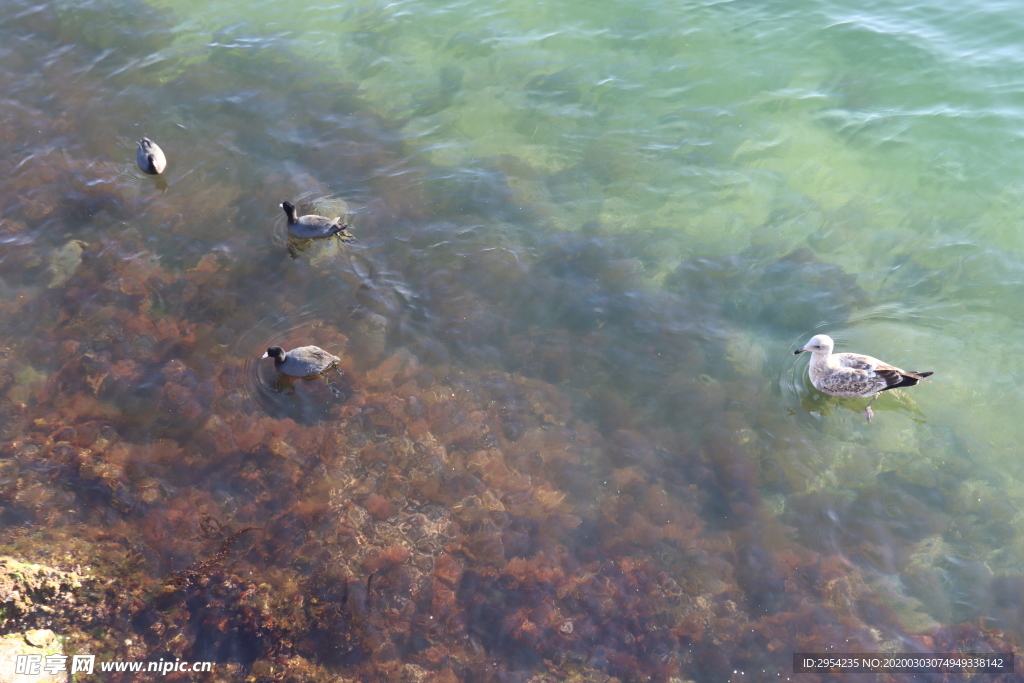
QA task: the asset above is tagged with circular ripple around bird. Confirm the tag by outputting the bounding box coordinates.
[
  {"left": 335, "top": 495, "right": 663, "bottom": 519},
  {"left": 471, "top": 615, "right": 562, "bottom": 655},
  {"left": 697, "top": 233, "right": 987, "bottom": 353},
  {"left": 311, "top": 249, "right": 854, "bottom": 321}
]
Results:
[
  {"left": 230, "top": 304, "right": 347, "bottom": 423},
  {"left": 781, "top": 332, "right": 839, "bottom": 431},
  {"left": 272, "top": 193, "right": 356, "bottom": 253},
  {"left": 115, "top": 136, "right": 168, "bottom": 193}
]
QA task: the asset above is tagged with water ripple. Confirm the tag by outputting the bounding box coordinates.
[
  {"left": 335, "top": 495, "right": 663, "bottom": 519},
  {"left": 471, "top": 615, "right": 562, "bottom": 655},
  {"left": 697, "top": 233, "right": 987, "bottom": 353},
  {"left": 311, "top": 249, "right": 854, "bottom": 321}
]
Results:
[{"left": 231, "top": 304, "right": 348, "bottom": 422}]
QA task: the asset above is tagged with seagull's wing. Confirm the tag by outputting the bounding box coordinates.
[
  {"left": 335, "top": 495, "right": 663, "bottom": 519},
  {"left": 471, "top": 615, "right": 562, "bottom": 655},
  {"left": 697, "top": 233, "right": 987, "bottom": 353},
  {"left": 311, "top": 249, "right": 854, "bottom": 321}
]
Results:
[
  {"left": 817, "top": 362, "right": 888, "bottom": 397},
  {"left": 836, "top": 353, "right": 923, "bottom": 392}
]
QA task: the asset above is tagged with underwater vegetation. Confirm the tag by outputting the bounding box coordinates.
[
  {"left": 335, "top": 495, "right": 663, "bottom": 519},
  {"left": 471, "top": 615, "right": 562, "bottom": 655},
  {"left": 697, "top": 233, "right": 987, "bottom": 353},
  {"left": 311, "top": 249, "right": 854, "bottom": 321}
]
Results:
[{"left": 0, "top": 1, "right": 1021, "bottom": 682}]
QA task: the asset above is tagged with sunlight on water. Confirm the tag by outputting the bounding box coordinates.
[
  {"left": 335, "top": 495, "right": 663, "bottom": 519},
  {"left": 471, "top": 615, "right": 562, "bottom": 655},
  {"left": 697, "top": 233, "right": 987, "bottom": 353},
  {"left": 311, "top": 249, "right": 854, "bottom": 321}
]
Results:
[{"left": 3, "top": 0, "right": 1024, "bottom": 678}]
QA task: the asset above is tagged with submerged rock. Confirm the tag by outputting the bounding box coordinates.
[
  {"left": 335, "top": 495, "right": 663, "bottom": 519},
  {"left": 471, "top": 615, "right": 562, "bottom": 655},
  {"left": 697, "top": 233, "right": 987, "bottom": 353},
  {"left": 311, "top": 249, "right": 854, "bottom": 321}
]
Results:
[
  {"left": 0, "top": 558, "right": 82, "bottom": 624},
  {"left": 350, "top": 310, "right": 388, "bottom": 361},
  {"left": 0, "top": 630, "right": 64, "bottom": 683},
  {"left": 46, "top": 240, "right": 87, "bottom": 289}
]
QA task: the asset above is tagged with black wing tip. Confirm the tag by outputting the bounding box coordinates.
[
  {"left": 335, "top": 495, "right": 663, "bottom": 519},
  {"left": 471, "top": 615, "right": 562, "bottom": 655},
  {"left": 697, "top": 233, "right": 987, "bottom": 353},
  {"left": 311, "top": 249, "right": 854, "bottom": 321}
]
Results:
[{"left": 888, "top": 370, "right": 933, "bottom": 390}]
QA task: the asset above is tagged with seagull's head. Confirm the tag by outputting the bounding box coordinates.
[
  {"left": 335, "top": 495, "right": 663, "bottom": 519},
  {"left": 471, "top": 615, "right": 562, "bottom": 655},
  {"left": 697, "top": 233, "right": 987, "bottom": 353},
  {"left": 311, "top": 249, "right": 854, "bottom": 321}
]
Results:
[{"left": 794, "top": 334, "right": 834, "bottom": 356}]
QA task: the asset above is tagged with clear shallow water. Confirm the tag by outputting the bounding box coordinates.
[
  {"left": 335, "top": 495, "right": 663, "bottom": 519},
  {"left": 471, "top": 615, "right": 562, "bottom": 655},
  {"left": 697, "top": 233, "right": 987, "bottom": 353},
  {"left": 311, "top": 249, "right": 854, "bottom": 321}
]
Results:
[{"left": 3, "top": 0, "right": 1024, "bottom": 679}]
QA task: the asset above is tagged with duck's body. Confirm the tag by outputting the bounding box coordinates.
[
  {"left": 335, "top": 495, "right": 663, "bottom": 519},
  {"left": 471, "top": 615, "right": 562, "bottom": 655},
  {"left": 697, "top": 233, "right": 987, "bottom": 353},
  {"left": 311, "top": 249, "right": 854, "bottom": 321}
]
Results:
[
  {"left": 794, "top": 334, "right": 932, "bottom": 422},
  {"left": 263, "top": 345, "right": 341, "bottom": 378},
  {"left": 136, "top": 138, "right": 167, "bottom": 175},
  {"left": 280, "top": 201, "right": 354, "bottom": 241}
]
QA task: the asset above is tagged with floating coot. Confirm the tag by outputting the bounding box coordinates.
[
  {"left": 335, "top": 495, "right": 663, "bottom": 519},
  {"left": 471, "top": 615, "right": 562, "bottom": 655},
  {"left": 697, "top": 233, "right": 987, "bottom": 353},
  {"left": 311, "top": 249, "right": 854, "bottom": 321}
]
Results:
[
  {"left": 280, "top": 201, "right": 354, "bottom": 241},
  {"left": 136, "top": 137, "right": 167, "bottom": 175}
]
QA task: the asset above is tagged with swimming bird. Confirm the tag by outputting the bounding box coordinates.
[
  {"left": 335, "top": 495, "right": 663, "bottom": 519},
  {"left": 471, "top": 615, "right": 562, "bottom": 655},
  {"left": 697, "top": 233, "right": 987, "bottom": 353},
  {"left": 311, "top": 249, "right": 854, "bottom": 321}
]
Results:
[
  {"left": 793, "top": 334, "right": 932, "bottom": 422},
  {"left": 262, "top": 345, "right": 343, "bottom": 394},
  {"left": 136, "top": 138, "right": 167, "bottom": 175},
  {"left": 280, "top": 201, "right": 354, "bottom": 241}
]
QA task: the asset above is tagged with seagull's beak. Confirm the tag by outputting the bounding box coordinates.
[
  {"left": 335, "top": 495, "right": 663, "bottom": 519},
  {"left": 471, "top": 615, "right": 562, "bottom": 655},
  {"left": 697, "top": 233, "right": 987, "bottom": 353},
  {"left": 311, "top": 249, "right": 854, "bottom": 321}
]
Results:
[
  {"left": 794, "top": 347, "right": 807, "bottom": 355},
  {"left": 261, "top": 351, "right": 269, "bottom": 359}
]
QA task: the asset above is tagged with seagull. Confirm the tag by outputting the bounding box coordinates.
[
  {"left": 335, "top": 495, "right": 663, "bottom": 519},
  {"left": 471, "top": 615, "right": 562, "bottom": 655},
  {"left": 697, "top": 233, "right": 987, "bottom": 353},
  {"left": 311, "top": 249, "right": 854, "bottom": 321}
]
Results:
[{"left": 794, "top": 334, "right": 932, "bottom": 422}]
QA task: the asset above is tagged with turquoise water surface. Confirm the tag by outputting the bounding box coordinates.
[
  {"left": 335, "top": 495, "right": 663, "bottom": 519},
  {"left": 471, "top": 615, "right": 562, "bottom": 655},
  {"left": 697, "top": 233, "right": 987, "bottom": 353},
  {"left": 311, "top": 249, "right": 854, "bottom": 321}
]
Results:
[{"left": 2, "top": 0, "right": 1024, "bottom": 679}]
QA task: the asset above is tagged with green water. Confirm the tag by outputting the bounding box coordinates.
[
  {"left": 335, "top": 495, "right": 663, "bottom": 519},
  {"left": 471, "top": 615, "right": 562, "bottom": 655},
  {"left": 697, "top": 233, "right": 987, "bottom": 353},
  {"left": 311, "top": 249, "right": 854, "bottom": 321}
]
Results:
[
  {"left": 3, "top": 0, "right": 1024, "bottom": 678},
  {"left": 163, "top": 0, "right": 1024, "bottom": 491}
]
